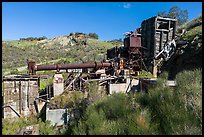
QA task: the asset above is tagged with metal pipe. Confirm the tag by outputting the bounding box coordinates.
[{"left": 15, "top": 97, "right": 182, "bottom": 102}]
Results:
[
  {"left": 28, "top": 61, "right": 111, "bottom": 75},
  {"left": 35, "top": 62, "right": 111, "bottom": 71}
]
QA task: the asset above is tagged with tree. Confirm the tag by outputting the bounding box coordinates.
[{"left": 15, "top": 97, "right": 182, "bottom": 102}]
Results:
[
  {"left": 158, "top": 6, "right": 188, "bottom": 26},
  {"left": 88, "top": 33, "right": 99, "bottom": 39},
  {"left": 158, "top": 10, "right": 167, "bottom": 17},
  {"left": 40, "top": 36, "right": 47, "bottom": 40},
  {"left": 19, "top": 36, "right": 47, "bottom": 41},
  {"left": 69, "top": 33, "right": 74, "bottom": 36}
]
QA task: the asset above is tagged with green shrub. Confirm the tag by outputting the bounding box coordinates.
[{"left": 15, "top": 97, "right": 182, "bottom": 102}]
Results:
[
  {"left": 95, "top": 93, "right": 128, "bottom": 120},
  {"left": 71, "top": 93, "right": 157, "bottom": 135},
  {"left": 175, "top": 69, "right": 202, "bottom": 134},
  {"left": 86, "top": 81, "right": 107, "bottom": 104},
  {"left": 40, "top": 77, "right": 53, "bottom": 91},
  {"left": 140, "top": 69, "right": 202, "bottom": 135},
  {"left": 2, "top": 116, "right": 37, "bottom": 135},
  {"left": 49, "top": 91, "right": 85, "bottom": 109},
  {"left": 38, "top": 119, "right": 57, "bottom": 135},
  {"left": 2, "top": 116, "right": 58, "bottom": 135},
  {"left": 69, "top": 69, "right": 202, "bottom": 135}
]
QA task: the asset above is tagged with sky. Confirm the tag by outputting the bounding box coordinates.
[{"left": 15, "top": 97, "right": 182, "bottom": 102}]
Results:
[{"left": 2, "top": 2, "right": 202, "bottom": 41}]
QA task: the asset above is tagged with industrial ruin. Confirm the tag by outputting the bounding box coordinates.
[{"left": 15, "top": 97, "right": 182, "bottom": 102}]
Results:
[{"left": 2, "top": 16, "right": 180, "bottom": 127}]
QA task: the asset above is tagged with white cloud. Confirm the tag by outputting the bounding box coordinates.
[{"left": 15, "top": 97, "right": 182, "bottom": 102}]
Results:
[{"left": 123, "top": 3, "right": 131, "bottom": 9}]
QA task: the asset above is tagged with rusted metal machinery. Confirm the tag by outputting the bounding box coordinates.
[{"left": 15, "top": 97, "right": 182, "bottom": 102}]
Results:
[
  {"left": 28, "top": 16, "right": 177, "bottom": 78},
  {"left": 27, "top": 15, "right": 177, "bottom": 93},
  {"left": 107, "top": 16, "right": 177, "bottom": 77},
  {"left": 107, "top": 27, "right": 145, "bottom": 75},
  {"left": 3, "top": 15, "right": 178, "bottom": 119}
]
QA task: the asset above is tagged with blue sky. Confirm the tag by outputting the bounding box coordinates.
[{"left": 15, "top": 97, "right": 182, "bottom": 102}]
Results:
[{"left": 2, "top": 2, "right": 202, "bottom": 41}]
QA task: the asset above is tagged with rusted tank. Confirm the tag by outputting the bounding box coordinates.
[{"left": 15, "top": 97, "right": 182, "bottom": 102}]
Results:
[
  {"left": 107, "top": 28, "right": 144, "bottom": 73},
  {"left": 124, "top": 28, "right": 142, "bottom": 48}
]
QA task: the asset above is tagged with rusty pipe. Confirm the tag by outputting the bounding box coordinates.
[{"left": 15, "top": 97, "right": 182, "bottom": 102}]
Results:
[
  {"left": 28, "top": 60, "right": 111, "bottom": 74},
  {"left": 36, "top": 62, "right": 111, "bottom": 71}
]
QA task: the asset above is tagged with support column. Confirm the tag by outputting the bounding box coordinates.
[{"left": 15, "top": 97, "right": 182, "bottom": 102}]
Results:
[{"left": 53, "top": 73, "right": 64, "bottom": 96}]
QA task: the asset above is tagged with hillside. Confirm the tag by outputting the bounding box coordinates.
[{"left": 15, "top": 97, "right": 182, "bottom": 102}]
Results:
[
  {"left": 2, "top": 33, "right": 121, "bottom": 76},
  {"left": 165, "top": 14, "right": 202, "bottom": 79}
]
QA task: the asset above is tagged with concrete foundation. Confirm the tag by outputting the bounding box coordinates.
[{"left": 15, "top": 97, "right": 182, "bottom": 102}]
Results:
[
  {"left": 46, "top": 109, "right": 69, "bottom": 126},
  {"left": 3, "top": 77, "right": 39, "bottom": 118},
  {"left": 109, "top": 78, "right": 139, "bottom": 94}
]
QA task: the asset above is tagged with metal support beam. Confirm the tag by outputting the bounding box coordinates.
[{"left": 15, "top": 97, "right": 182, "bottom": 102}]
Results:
[{"left": 2, "top": 105, "right": 22, "bottom": 118}]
